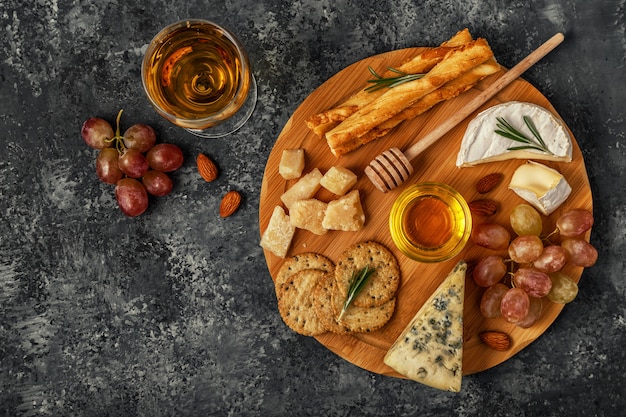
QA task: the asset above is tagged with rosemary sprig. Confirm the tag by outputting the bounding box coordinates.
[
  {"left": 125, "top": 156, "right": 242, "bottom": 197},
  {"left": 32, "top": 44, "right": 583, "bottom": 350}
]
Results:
[
  {"left": 495, "top": 116, "right": 554, "bottom": 155},
  {"left": 338, "top": 266, "right": 376, "bottom": 321},
  {"left": 365, "top": 66, "right": 425, "bottom": 92}
]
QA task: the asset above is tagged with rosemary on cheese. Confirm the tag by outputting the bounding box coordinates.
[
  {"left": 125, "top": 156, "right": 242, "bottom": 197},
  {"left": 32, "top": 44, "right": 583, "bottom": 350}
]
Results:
[{"left": 495, "top": 116, "right": 554, "bottom": 155}]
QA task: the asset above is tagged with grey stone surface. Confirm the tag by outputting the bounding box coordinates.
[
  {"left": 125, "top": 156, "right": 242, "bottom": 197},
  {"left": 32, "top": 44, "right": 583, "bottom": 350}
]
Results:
[{"left": 1, "top": 0, "right": 624, "bottom": 416}]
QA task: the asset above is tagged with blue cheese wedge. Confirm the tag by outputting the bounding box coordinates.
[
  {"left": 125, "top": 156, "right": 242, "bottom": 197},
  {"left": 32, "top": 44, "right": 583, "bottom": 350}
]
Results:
[
  {"left": 456, "top": 101, "right": 572, "bottom": 167},
  {"left": 384, "top": 260, "right": 466, "bottom": 392},
  {"left": 509, "top": 161, "right": 572, "bottom": 215}
]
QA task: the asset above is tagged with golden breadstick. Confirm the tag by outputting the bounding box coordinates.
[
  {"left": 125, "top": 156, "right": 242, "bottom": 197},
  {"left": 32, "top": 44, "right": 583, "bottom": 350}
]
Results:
[
  {"left": 325, "top": 38, "right": 495, "bottom": 152},
  {"left": 305, "top": 29, "right": 474, "bottom": 131},
  {"left": 329, "top": 59, "right": 501, "bottom": 156}
]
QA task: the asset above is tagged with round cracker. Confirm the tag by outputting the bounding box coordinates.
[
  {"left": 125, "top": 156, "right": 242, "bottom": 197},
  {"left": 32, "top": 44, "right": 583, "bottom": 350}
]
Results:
[
  {"left": 330, "top": 283, "right": 396, "bottom": 333},
  {"left": 277, "top": 269, "right": 329, "bottom": 336},
  {"left": 335, "top": 241, "right": 400, "bottom": 308},
  {"left": 274, "top": 252, "right": 335, "bottom": 302},
  {"left": 311, "top": 273, "right": 351, "bottom": 334}
]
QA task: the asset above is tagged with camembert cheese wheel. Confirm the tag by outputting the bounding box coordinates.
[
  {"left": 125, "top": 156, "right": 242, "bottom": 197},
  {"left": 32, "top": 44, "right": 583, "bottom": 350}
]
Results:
[
  {"left": 456, "top": 101, "right": 572, "bottom": 167},
  {"left": 384, "top": 260, "right": 466, "bottom": 392}
]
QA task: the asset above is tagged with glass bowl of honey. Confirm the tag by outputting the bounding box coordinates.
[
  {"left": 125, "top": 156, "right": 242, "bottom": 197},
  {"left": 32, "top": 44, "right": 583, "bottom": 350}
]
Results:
[{"left": 389, "top": 182, "right": 472, "bottom": 263}]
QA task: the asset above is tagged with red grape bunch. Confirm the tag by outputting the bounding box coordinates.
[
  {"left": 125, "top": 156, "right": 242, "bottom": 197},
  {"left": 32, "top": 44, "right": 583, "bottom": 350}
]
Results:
[
  {"left": 81, "top": 110, "right": 184, "bottom": 217},
  {"left": 473, "top": 204, "right": 598, "bottom": 329}
]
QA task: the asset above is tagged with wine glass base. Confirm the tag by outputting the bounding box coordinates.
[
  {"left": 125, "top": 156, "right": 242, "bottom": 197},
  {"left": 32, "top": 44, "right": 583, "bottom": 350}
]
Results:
[{"left": 185, "top": 75, "right": 258, "bottom": 139}]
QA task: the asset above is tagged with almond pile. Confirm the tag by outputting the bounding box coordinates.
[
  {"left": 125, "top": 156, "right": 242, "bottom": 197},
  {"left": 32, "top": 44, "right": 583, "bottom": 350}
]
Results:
[
  {"left": 469, "top": 173, "right": 502, "bottom": 218},
  {"left": 196, "top": 153, "right": 242, "bottom": 218}
]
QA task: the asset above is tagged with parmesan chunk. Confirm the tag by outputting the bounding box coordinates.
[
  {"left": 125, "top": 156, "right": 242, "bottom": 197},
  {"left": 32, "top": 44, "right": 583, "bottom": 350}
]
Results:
[
  {"left": 279, "top": 148, "right": 305, "bottom": 180},
  {"left": 289, "top": 199, "right": 328, "bottom": 235},
  {"left": 322, "top": 189, "right": 365, "bottom": 231},
  {"left": 319, "top": 166, "right": 358, "bottom": 195},
  {"left": 280, "top": 168, "right": 323, "bottom": 209},
  {"left": 260, "top": 206, "right": 296, "bottom": 258}
]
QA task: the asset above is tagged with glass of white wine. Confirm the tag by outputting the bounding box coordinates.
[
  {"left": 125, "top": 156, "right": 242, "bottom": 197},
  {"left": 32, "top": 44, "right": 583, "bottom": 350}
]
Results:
[{"left": 142, "top": 19, "right": 257, "bottom": 138}]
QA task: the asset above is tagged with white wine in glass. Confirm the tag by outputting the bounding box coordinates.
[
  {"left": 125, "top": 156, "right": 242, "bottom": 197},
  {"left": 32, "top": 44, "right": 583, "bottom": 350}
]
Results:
[{"left": 142, "top": 19, "right": 257, "bottom": 138}]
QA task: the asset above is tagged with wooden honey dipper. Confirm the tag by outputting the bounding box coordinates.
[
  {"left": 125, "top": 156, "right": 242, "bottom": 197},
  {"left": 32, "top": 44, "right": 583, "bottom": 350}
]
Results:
[{"left": 365, "top": 32, "right": 565, "bottom": 193}]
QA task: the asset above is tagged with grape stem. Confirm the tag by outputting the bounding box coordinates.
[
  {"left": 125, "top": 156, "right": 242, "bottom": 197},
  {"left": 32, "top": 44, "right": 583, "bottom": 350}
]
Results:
[
  {"left": 543, "top": 228, "right": 559, "bottom": 242},
  {"left": 105, "top": 109, "right": 127, "bottom": 154}
]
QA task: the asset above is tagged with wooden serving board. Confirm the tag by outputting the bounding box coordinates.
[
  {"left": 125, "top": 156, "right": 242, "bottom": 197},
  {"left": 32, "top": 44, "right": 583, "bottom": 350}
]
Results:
[{"left": 259, "top": 47, "right": 592, "bottom": 377}]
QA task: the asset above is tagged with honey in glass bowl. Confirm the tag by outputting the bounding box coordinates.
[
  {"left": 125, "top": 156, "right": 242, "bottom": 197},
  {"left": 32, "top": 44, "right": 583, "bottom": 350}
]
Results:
[{"left": 389, "top": 183, "right": 472, "bottom": 263}]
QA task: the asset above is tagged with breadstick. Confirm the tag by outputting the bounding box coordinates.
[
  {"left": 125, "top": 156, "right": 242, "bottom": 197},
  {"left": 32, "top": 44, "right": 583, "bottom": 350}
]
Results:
[
  {"left": 329, "top": 59, "right": 501, "bottom": 156},
  {"left": 325, "top": 38, "right": 494, "bottom": 152},
  {"left": 305, "top": 29, "right": 474, "bottom": 131}
]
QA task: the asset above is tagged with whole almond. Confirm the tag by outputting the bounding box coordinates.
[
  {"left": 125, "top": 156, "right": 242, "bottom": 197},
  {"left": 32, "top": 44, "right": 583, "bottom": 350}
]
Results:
[
  {"left": 197, "top": 153, "right": 219, "bottom": 182},
  {"left": 220, "top": 190, "right": 242, "bottom": 218},
  {"left": 476, "top": 173, "right": 503, "bottom": 194},
  {"left": 469, "top": 199, "right": 498, "bottom": 217},
  {"left": 479, "top": 331, "right": 511, "bottom": 351}
]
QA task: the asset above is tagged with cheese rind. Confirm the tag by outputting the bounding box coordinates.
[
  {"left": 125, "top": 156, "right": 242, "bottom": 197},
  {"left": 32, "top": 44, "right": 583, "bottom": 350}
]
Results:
[
  {"left": 456, "top": 101, "right": 573, "bottom": 167},
  {"left": 509, "top": 161, "right": 572, "bottom": 215},
  {"left": 384, "top": 260, "right": 466, "bottom": 392}
]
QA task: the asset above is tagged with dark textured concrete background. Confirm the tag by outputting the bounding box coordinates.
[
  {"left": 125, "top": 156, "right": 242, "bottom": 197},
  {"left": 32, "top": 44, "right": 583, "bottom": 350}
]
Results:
[{"left": 1, "top": 0, "right": 624, "bottom": 416}]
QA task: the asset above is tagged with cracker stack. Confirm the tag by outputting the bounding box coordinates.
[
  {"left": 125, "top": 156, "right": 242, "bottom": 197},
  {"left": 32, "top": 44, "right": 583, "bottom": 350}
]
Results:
[{"left": 275, "top": 241, "right": 400, "bottom": 336}]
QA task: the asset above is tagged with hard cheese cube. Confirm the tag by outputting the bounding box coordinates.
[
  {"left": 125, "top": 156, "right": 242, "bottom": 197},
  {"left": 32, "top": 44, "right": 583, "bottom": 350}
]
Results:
[
  {"left": 260, "top": 206, "right": 296, "bottom": 258},
  {"left": 322, "top": 189, "right": 365, "bottom": 231},
  {"left": 280, "top": 168, "right": 322, "bottom": 209},
  {"left": 320, "top": 166, "right": 357, "bottom": 195},
  {"left": 289, "top": 198, "right": 328, "bottom": 235},
  {"left": 279, "top": 148, "right": 305, "bottom": 180}
]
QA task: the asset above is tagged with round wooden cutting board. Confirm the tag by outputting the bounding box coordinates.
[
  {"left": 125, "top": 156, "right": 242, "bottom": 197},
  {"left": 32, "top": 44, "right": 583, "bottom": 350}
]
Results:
[{"left": 259, "top": 47, "right": 593, "bottom": 377}]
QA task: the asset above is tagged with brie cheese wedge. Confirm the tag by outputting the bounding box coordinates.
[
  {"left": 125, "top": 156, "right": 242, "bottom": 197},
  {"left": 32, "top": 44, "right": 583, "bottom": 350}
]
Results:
[
  {"left": 384, "top": 261, "right": 466, "bottom": 392},
  {"left": 456, "top": 101, "right": 573, "bottom": 167},
  {"left": 509, "top": 161, "right": 572, "bottom": 215}
]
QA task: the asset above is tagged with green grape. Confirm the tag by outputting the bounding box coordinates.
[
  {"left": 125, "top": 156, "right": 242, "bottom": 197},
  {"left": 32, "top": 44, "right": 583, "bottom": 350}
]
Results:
[
  {"left": 510, "top": 204, "right": 543, "bottom": 236},
  {"left": 547, "top": 272, "right": 579, "bottom": 303}
]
